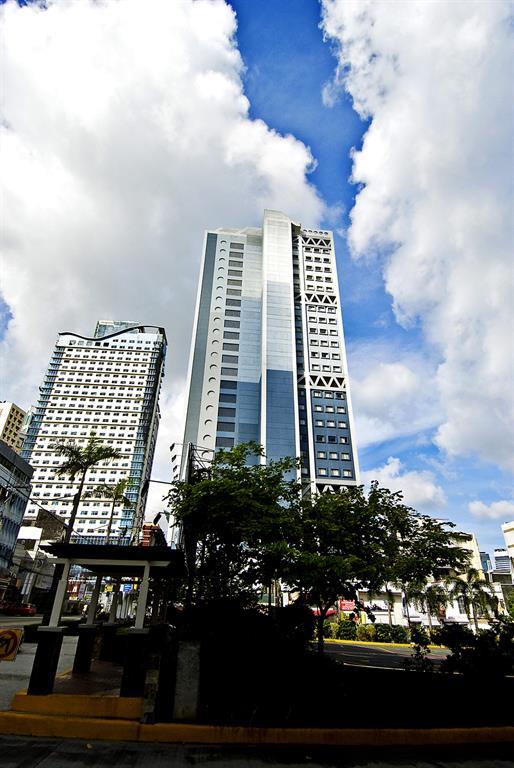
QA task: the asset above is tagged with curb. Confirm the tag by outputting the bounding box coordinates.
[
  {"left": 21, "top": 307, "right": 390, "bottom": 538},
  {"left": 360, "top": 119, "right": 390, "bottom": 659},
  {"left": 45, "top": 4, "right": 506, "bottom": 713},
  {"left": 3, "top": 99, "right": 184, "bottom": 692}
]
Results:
[
  {"left": 325, "top": 639, "right": 446, "bottom": 649},
  {"left": 0, "top": 712, "right": 512, "bottom": 746}
]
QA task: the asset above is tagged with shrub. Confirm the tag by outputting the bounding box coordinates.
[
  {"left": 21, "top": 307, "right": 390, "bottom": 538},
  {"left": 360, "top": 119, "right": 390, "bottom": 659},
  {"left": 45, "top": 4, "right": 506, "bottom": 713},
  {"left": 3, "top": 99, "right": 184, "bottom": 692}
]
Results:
[
  {"left": 374, "top": 624, "right": 394, "bottom": 643},
  {"left": 336, "top": 619, "right": 357, "bottom": 640},
  {"left": 323, "top": 620, "right": 336, "bottom": 638},
  {"left": 356, "top": 624, "right": 376, "bottom": 641},
  {"left": 428, "top": 627, "right": 445, "bottom": 646},
  {"left": 410, "top": 625, "right": 430, "bottom": 646},
  {"left": 389, "top": 625, "right": 409, "bottom": 643}
]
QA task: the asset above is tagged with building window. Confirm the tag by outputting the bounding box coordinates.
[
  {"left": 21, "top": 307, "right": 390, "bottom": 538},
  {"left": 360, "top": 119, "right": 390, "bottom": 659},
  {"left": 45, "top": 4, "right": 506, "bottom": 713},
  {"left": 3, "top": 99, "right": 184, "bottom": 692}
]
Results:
[
  {"left": 220, "top": 367, "right": 237, "bottom": 377},
  {"left": 315, "top": 435, "right": 325, "bottom": 443},
  {"left": 318, "top": 468, "right": 328, "bottom": 476},
  {"left": 317, "top": 451, "right": 326, "bottom": 459},
  {"left": 218, "top": 407, "right": 236, "bottom": 418},
  {"left": 222, "top": 355, "right": 238, "bottom": 364},
  {"left": 216, "top": 436, "right": 234, "bottom": 448}
]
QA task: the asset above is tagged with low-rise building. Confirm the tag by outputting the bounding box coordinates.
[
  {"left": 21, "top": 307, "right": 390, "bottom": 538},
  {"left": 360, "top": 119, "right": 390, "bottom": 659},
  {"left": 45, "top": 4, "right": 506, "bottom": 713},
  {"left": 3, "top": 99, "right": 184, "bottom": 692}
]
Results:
[{"left": 0, "top": 440, "right": 33, "bottom": 597}]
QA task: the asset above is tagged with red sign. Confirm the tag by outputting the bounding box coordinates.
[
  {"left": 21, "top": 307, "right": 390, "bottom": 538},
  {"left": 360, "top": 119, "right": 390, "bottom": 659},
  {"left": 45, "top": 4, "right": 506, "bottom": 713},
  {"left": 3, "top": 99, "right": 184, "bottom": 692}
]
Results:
[{"left": 339, "top": 600, "right": 356, "bottom": 611}]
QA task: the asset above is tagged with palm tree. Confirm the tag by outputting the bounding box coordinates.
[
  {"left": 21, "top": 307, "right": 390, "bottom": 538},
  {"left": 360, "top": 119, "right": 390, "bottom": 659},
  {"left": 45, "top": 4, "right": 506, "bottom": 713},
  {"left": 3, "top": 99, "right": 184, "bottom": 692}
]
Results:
[
  {"left": 402, "top": 580, "right": 425, "bottom": 627},
  {"left": 423, "top": 582, "right": 449, "bottom": 632},
  {"left": 449, "top": 567, "right": 498, "bottom": 633},
  {"left": 84, "top": 478, "right": 134, "bottom": 544},
  {"left": 52, "top": 433, "right": 123, "bottom": 543}
]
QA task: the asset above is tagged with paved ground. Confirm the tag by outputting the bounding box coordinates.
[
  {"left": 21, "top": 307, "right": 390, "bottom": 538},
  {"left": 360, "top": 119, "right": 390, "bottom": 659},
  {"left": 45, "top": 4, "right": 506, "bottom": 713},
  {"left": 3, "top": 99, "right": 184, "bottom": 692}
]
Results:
[
  {"left": 0, "top": 737, "right": 513, "bottom": 768},
  {"left": 0, "top": 615, "right": 42, "bottom": 627},
  {"left": 325, "top": 641, "right": 448, "bottom": 669},
  {"left": 0, "top": 633, "right": 77, "bottom": 710}
]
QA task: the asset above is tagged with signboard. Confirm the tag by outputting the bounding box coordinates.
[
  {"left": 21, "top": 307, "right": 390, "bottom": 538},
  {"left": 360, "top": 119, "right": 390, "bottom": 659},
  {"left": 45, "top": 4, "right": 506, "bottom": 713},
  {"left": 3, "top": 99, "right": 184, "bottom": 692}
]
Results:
[
  {"left": 122, "top": 584, "right": 132, "bottom": 593},
  {"left": 0, "top": 628, "right": 24, "bottom": 662},
  {"left": 339, "top": 599, "right": 356, "bottom": 611}
]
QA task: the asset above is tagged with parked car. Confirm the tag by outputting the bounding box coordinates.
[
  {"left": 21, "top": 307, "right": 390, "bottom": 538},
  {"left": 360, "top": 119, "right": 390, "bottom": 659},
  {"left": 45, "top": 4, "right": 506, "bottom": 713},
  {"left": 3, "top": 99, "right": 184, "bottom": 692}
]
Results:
[{"left": 3, "top": 603, "right": 37, "bottom": 616}]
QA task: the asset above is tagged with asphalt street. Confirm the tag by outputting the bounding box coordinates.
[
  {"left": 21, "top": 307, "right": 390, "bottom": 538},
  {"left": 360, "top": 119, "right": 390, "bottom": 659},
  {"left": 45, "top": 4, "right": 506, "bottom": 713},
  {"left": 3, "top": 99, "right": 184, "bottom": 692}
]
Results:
[
  {"left": 1, "top": 737, "right": 513, "bottom": 768},
  {"left": 324, "top": 641, "right": 449, "bottom": 669}
]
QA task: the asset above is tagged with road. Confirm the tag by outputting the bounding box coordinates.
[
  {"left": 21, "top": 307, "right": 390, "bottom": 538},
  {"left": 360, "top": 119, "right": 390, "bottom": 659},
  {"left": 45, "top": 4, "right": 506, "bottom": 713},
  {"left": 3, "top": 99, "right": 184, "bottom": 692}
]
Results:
[
  {"left": 0, "top": 615, "right": 42, "bottom": 627},
  {"left": 0, "top": 737, "right": 513, "bottom": 768},
  {"left": 325, "top": 640, "right": 449, "bottom": 669}
]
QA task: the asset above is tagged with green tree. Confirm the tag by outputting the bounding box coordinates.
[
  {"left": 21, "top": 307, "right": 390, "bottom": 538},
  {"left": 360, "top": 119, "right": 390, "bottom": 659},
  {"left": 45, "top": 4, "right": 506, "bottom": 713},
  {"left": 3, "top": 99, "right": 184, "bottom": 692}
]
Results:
[
  {"left": 286, "top": 484, "right": 470, "bottom": 651},
  {"left": 84, "top": 477, "right": 134, "bottom": 543},
  {"left": 449, "top": 567, "right": 498, "bottom": 633},
  {"left": 167, "top": 442, "right": 300, "bottom": 609},
  {"left": 505, "top": 589, "right": 514, "bottom": 619},
  {"left": 285, "top": 483, "right": 415, "bottom": 652},
  {"left": 52, "top": 433, "right": 123, "bottom": 543}
]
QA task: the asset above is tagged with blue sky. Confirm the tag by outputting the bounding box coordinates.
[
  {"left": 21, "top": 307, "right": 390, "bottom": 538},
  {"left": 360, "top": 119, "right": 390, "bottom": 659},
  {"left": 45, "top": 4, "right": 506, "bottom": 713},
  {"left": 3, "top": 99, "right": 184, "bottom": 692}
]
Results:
[
  {"left": 229, "top": 0, "right": 512, "bottom": 553},
  {"left": 1, "top": 0, "right": 512, "bottom": 552}
]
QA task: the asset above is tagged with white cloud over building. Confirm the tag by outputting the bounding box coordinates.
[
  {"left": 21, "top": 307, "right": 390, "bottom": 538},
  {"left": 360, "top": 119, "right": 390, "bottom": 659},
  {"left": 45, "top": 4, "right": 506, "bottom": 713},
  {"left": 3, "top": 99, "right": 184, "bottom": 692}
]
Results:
[{"left": 321, "top": 0, "right": 514, "bottom": 471}]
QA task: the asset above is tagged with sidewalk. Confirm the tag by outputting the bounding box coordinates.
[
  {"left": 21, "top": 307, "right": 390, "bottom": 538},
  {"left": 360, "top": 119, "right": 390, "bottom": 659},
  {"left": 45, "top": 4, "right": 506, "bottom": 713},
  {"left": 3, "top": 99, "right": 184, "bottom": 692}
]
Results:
[{"left": 0, "top": 636, "right": 78, "bottom": 710}]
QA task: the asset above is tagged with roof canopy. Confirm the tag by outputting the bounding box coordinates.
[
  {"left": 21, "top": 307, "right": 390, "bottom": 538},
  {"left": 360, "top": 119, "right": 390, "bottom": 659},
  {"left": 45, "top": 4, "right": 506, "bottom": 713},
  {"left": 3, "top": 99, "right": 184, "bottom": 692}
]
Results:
[{"left": 41, "top": 543, "right": 184, "bottom": 578}]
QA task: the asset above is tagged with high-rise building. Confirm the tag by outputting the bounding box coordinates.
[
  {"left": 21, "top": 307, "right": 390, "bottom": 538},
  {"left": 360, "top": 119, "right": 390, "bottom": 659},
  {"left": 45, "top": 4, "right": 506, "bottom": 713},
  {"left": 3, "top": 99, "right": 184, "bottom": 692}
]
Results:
[
  {"left": 502, "top": 521, "right": 514, "bottom": 575},
  {"left": 480, "top": 551, "right": 493, "bottom": 574},
  {"left": 494, "top": 547, "right": 512, "bottom": 575},
  {"left": 21, "top": 322, "right": 166, "bottom": 544},
  {"left": 183, "top": 209, "right": 359, "bottom": 490},
  {"left": 0, "top": 401, "right": 26, "bottom": 453}
]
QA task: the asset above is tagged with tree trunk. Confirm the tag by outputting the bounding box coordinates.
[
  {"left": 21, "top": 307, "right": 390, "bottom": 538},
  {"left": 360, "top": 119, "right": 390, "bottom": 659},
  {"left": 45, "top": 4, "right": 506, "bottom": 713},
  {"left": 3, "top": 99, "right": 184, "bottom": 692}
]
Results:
[
  {"left": 472, "top": 603, "right": 479, "bottom": 634},
  {"left": 404, "top": 592, "right": 411, "bottom": 627},
  {"left": 387, "top": 601, "right": 393, "bottom": 626},
  {"left": 106, "top": 497, "right": 116, "bottom": 544},
  {"left": 317, "top": 611, "right": 326, "bottom": 653},
  {"left": 427, "top": 609, "right": 432, "bottom": 633},
  {"left": 64, "top": 473, "right": 86, "bottom": 544},
  {"left": 268, "top": 581, "right": 273, "bottom": 615}
]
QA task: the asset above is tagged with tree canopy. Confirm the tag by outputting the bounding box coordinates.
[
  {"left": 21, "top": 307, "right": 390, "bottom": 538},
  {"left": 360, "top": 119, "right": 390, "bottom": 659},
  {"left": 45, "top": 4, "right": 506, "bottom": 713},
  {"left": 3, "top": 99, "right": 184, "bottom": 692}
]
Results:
[{"left": 167, "top": 443, "right": 470, "bottom": 648}]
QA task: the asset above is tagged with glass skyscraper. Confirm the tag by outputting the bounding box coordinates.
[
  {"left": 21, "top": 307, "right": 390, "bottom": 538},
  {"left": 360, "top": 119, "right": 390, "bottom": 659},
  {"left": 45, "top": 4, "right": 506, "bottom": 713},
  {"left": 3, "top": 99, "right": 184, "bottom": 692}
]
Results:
[{"left": 183, "top": 209, "right": 359, "bottom": 491}]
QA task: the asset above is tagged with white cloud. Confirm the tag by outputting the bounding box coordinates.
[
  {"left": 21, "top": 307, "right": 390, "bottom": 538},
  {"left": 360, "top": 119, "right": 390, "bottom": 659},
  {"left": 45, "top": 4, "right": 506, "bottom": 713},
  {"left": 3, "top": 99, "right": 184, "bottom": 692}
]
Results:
[
  {"left": 361, "top": 456, "right": 447, "bottom": 512},
  {"left": 469, "top": 499, "right": 514, "bottom": 521},
  {"left": 321, "top": 0, "right": 514, "bottom": 471},
  {"left": 347, "top": 341, "right": 441, "bottom": 447},
  {"left": 0, "top": 0, "right": 325, "bottom": 517}
]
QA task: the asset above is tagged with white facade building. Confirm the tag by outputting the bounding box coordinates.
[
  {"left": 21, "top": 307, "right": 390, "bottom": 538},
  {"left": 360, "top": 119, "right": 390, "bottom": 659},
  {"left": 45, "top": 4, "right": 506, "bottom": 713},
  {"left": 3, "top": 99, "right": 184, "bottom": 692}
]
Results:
[
  {"left": 183, "top": 209, "right": 359, "bottom": 490},
  {"left": 502, "top": 521, "right": 514, "bottom": 571},
  {"left": 21, "top": 322, "right": 166, "bottom": 544}
]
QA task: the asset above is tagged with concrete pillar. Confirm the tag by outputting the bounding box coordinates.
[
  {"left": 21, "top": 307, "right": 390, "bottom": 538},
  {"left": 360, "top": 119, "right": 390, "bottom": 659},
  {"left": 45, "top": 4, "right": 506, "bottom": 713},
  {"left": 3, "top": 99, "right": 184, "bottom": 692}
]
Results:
[
  {"left": 109, "top": 581, "right": 121, "bottom": 622},
  {"left": 49, "top": 560, "right": 71, "bottom": 627},
  {"left": 172, "top": 641, "right": 201, "bottom": 721},
  {"left": 28, "top": 627, "right": 64, "bottom": 695},
  {"left": 86, "top": 575, "right": 103, "bottom": 625},
  {"left": 135, "top": 564, "right": 151, "bottom": 629}
]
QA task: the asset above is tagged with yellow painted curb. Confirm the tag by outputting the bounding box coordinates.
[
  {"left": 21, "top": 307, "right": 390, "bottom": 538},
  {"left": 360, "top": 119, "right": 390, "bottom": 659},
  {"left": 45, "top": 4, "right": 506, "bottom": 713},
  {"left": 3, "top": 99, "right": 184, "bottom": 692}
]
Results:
[
  {"left": 0, "top": 711, "right": 512, "bottom": 746},
  {"left": 325, "top": 639, "right": 446, "bottom": 650},
  {"left": 0, "top": 712, "right": 139, "bottom": 741},
  {"left": 11, "top": 692, "right": 142, "bottom": 721}
]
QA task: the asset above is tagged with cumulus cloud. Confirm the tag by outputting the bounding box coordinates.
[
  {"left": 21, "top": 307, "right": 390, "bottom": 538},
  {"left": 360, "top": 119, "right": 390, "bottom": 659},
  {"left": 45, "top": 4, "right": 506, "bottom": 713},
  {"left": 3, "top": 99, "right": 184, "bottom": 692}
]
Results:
[
  {"left": 321, "top": 0, "right": 514, "bottom": 470},
  {"left": 469, "top": 499, "right": 514, "bottom": 521},
  {"left": 361, "top": 457, "right": 447, "bottom": 512},
  {"left": 348, "top": 341, "right": 441, "bottom": 447},
  {"left": 0, "top": 0, "right": 324, "bottom": 515}
]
